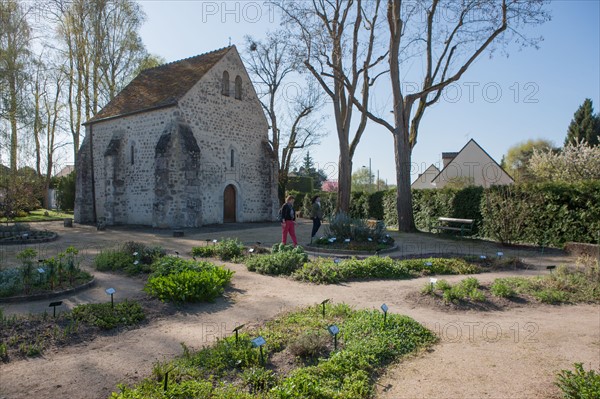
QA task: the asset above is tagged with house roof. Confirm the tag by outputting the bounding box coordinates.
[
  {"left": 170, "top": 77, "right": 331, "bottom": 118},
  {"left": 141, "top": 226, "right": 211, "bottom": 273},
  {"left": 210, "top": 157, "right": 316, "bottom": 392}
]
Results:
[
  {"left": 431, "top": 138, "right": 514, "bottom": 184},
  {"left": 85, "top": 46, "right": 233, "bottom": 124},
  {"left": 411, "top": 164, "right": 440, "bottom": 185},
  {"left": 55, "top": 165, "right": 75, "bottom": 178}
]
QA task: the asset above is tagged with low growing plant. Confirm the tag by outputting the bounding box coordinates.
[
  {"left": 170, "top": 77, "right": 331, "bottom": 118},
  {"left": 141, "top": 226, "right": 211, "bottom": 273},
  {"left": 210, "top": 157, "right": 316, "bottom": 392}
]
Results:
[
  {"left": 144, "top": 257, "right": 234, "bottom": 303},
  {"left": 191, "top": 238, "right": 245, "bottom": 261},
  {"left": 556, "top": 363, "right": 600, "bottom": 399},
  {"left": 69, "top": 300, "right": 145, "bottom": 330},
  {"left": 246, "top": 246, "right": 308, "bottom": 276}
]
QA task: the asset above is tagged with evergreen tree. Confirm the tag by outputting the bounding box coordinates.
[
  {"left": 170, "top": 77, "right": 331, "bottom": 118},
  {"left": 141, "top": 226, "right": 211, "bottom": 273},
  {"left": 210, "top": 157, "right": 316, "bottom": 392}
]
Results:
[{"left": 565, "top": 99, "right": 600, "bottom": 146}]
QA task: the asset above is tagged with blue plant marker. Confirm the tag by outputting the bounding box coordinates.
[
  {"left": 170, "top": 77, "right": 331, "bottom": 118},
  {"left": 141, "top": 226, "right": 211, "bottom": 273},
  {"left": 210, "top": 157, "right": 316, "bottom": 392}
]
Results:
[
  {"left": 251, "top": 336, "right": 266, "bottom": 364},
  {"left": 381, "top": 303, "right": 388, "bottom": 324},
  {"left": 105, "top": 288, "right": 116, "bottom": 308},
  {"left": 328, "top": 325, "right": 339, "bottom": 350}
]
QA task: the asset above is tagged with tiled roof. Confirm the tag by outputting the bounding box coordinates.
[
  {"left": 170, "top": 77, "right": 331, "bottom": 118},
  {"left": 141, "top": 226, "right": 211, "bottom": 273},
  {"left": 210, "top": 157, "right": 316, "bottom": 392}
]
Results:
[{"left": 86, "top": 46, "right": 233, "bottom": 124}]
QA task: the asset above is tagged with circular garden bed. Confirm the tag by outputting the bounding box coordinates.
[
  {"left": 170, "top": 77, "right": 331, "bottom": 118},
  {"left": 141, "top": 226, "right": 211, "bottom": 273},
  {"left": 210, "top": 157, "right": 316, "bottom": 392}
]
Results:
[{"left": 0, "top": 230, "right": 58, "bottom": 245}]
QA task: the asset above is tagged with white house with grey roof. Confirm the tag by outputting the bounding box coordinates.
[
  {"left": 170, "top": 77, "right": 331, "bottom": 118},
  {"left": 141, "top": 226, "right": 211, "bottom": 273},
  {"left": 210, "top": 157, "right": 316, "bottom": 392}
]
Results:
[
  {"left": 412, "top": 139, "right": 514, "bottom": 189},
  {"left": 75, "top": 46, "right": 278, "bottom": 228}
]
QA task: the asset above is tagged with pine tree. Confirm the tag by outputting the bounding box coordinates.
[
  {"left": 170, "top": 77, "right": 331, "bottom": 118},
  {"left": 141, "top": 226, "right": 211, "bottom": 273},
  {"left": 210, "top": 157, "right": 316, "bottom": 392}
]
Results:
[{"left": 565, "top": 99, "right": 600, "bottom": 146}]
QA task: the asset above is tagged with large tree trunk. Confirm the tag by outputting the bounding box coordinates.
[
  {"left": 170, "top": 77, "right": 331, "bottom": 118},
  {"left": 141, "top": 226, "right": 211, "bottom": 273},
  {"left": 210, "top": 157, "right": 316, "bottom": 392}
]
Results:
[
  {"left": 8, "top": 74, "right": 18, "bottom": 172},
  {"left": 393, "top": 132, "right": 415, "bottom": 232},
  {"left": 337, "top": 141, "right": 352, "bottom": 213}
]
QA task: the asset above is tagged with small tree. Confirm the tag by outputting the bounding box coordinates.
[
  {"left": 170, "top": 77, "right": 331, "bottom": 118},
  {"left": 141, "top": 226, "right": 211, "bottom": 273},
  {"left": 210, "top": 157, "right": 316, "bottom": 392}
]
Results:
[
  {"left": 503, "top": 139, "right": 555, "bottom": 182},
  {"left": 565, "top": 99, "right": 600, "bottom": 147},
  {"left": 529, "top": 140, "right": 600, "bottom": 182},
  {"left": 56, "top": 170, "right": 76, "bottom": 211}
]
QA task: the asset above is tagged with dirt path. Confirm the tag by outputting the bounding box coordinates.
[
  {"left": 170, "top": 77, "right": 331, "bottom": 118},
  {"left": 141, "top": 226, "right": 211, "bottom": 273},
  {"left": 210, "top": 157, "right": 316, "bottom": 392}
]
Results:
[{"left": 0, "top": 222, "right": 598, "bottom": 399}]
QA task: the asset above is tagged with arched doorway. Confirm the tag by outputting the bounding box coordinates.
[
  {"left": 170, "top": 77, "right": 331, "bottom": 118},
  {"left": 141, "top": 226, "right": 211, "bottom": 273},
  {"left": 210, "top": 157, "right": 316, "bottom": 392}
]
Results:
[{"left": 223, "top": 185, "right": 236, "bottom": 223}]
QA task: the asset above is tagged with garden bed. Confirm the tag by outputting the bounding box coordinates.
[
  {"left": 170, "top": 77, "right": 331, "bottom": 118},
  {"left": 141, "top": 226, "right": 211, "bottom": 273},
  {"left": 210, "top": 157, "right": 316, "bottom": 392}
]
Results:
[
  {"left": 0, "top": 230, "right": 58, "bottom": 245},
  {"left": 108, "top": 302, "right": 436, "bottom": 398},
  {"left": 0, "top": 298, "right": 167, "bottom": 363}
]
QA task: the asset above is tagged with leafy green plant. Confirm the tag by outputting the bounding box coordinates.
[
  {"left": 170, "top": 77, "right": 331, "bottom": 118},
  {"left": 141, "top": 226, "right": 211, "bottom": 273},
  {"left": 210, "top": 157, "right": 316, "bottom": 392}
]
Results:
[
  {"left": 246, "top": 246, "right": 308, "bottom": 276},
  {"left": 424, "top": 278, "right": 485, "bottom": 304},
  {"left": 241, "top": 367, "right": 278, "bottom": 393},
  {"left": 556, "top": 363, "right": 600, "bottom": 399},
  {"left": 491, "top": 264, "right": 599, "bottom": 304},
  {"left": 291, "top": 256, "right": 479, "bottom": 284},
  {"left": 144, "top": 258, "right": 234, "bottom": 303},
  {"left": 191, "top": 238, "right": 245, "bottom": 261},
  {"left": 324, "top": 212, "right": 389, "bottom": 244},
  {"left": 0, "top": 342, "right": 8, "bottom": 362},
  {"left": 69, "top": 300, "right": 145, "bottom": 330},
  {"left": 94, "top": 242, "right": 164, "bottom": 275},
  {"left": 490, "top": 280, "right": 516, "bottom": 298}
]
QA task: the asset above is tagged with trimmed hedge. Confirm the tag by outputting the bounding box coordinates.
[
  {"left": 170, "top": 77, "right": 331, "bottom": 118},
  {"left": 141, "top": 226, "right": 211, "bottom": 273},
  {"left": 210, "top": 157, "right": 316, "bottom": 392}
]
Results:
[{"left": 382, "top": 181, "right": 600, "bottom": 246}]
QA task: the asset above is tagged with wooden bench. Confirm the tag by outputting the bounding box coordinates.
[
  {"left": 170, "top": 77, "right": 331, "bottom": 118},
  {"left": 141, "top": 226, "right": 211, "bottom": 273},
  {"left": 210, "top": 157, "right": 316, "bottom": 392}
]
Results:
[{"left": 433, "top": 217, "right": 474, "bottom": 237}]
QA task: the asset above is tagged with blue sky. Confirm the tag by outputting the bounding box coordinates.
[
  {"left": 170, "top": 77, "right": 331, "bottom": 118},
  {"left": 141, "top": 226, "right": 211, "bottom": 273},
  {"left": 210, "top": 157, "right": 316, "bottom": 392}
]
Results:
[{"left": 138, "top": 1, "right": 600, "bottom": 184}]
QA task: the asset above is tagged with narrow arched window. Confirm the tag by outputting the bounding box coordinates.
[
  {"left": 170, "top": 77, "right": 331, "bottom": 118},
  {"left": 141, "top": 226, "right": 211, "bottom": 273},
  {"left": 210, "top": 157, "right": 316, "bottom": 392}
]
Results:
[
  {"left": 130, "top": 143, "right": 135, "bottom": 165},
  {"left": 222, "top": 71, "right": 230, "bottom": 96},
  {"left": 234, "top": 75, "right": 242, "bottom": 100},
  {"left": 230, "top": 149, "right": 235, "bottom": 168}
]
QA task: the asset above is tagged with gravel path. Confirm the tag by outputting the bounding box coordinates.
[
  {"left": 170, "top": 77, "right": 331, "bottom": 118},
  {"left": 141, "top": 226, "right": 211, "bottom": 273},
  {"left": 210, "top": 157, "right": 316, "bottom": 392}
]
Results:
[{"left": 0, "top": 221, "right": 597, "bottom": 399}]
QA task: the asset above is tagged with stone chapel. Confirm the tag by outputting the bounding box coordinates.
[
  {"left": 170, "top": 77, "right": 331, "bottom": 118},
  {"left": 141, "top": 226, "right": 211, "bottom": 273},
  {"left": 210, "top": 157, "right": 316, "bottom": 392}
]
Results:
[{"left": 75, "top": 46, "right": 278, "bottom": 228}]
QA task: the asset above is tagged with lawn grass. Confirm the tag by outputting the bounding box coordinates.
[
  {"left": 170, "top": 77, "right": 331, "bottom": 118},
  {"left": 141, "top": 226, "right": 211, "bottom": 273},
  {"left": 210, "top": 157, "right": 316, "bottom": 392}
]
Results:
[{"left": 0, "top": 209, "right": 74, "bottom": 223}]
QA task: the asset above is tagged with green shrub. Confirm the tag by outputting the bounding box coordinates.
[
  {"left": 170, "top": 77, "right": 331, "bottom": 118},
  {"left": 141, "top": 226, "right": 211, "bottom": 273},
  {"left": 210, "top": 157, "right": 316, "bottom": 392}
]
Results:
[
  {"left": 491, "top": 263, "right": 600, "bottom": 304},
  {"left": 246, "top": 251, "right": 308, "bottom": 276},
  {"left": 533, "top": 289, "right": 569, "bottom": 304},
  {"left": 191, "top": 238, "right": 245, "bottom": 261},
  {"left": 94, "top": 242, "right": 164, "bottom": 275},
  {"left": 70, "top": 300, "right": 145, "bottom": 330},
  {"left": 245, "top": 245, "right": 308, "bottom": 276},
  {"left": 325, "top": 212, "right": 388, "bottom": 243},
  {"left": 291, "top": 257, "right": 479, "bottom": 285},
  {"left": 490, "top": 280, "right": 516, "bottom": 298},
  {"left": 144, "top": 259, "right": 234, "bottom": 303},
  {"left": 94, "top": 250, "right": 135, "bottom": 272},
  {"left": 426, "top": 278, "right": 485, "bottom": 304},
  {"left": 556, "top": 363, "right": 600, "bottom": 399},
  {"left": 191, "top": 246, "right": 216, "bottom": 258}
]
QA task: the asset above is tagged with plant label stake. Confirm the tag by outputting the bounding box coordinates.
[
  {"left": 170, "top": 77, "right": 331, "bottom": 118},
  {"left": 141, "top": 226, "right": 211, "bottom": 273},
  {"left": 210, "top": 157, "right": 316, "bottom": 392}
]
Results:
[
  {"left": 37, "top": 267, "right": 45, "bottom": 284},
  {"left": 381, "top": 303, "right": 389, "bottom": 325},
  {"left": 232, "top": 324, "right": 245, "bottom": 344},
  {"left": 105, "top": 288, "right": 116, "bottom": 309},
  {"left": 546, "top": 265, "right": 556, "bottom": 273},
  {"left": 328, "top": 325, "right": 339, "bottom": 351},
  {"left": 424, "top": 261, "right": 432, "bottom": 267},
  {"left": 429, "top": 277, "right": 437, "bottom": 289},
  {"left": 497, "top": 252, "right": 504, "bottom": 258},
  {"left": 212, "top": 239, "right": 218, "bottom": 245},
  {"left": 251, "top": 336, "right": 266, "bottom": 364},
  {"left": 163, "top": 366, "right": 174, "bottom": 392},
  {"left": 49, "top": 301, "right": 63, "bottom": 318},
  {"left": 480, "top": 255, "right": 487, "bottom": 260},
  {"left": 321, "top": 299, "right": 330, "bottom": 318}
]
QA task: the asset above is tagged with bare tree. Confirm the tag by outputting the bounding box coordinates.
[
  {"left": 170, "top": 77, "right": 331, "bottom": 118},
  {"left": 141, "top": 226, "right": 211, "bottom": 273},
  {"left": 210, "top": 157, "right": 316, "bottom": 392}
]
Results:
[
  {"left": 356, "top": 0, "right": 550, "bottom": 231},
  {"left": 27, "top": 49, "right": 69, "bottom": 208},
  {"left": 0, "top": 0, "right": 32, "bottom": 172},
  {"left": 278, "top": 0, "right": 386, "bottom": 213},
  {"left": 244, "top": 32, "right": 327, "bottom": 203},
  {"left": 45, "top": 0, "right": 148, "bottom": 163}
]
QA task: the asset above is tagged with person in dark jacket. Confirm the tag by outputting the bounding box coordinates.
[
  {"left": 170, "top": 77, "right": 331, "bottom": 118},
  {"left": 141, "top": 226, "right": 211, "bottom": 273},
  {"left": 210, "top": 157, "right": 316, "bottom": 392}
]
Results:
[
  {"left": 310, "top": 195, "right": 323, "bottom": 243},
  {"left": 280, "top": 195, "right": 297, "bottom": 246}
]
